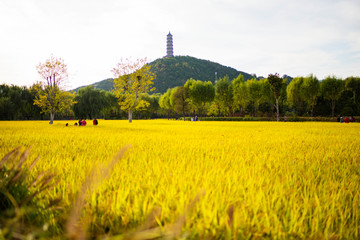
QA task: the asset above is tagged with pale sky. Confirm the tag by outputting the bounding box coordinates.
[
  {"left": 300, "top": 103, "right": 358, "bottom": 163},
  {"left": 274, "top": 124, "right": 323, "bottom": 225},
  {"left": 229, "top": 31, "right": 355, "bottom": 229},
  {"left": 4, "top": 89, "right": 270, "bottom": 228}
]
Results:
[{"left": 1, "top": 0, "right": 359, "bottom": 90}]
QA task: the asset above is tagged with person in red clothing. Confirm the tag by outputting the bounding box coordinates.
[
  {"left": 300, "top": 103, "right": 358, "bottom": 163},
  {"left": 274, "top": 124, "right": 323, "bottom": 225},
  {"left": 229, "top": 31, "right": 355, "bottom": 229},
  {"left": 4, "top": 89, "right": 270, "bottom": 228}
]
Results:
[
  {"left": 82, "top": 119, "right": 87, "bottom": 126},
  {"left": 344, "top": 117, "right": 350, "bottom": 123},
  {"left": 93, "top": 118, "right": 98, "bottom": 125}
]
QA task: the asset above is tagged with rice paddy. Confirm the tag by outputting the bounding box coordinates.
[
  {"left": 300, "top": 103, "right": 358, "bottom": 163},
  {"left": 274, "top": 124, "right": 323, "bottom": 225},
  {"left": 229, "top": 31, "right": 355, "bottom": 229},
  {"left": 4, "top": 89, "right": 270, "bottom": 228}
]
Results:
[{"left": 0, "top": 120, "right": 359, "bottom": 239}]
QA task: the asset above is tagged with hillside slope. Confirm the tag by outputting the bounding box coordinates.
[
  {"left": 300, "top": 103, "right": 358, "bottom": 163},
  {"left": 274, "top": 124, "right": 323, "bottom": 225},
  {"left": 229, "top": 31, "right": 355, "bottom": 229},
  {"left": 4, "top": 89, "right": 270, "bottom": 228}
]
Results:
[
  {"left": 150, "top": 56, "right": 253, "bottom": 93},
  {"left": 72, "top": 56, "right": 253, "bottom": 93}
]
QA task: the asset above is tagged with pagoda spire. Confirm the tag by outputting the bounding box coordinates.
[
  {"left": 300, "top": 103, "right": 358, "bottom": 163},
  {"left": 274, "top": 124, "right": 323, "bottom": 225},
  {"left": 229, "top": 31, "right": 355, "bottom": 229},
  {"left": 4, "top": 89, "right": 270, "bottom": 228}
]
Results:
[{"left": 166, "top": 32, "right": 174, "bottom": 57}]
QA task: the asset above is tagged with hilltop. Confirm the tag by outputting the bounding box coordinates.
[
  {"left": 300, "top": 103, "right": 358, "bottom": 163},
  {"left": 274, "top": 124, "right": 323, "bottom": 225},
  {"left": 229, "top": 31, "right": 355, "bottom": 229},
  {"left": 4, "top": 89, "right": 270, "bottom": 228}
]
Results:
[
  {"left": 149, "top": 56, "right": 254, "bottom": 93},
  {"left": 72, "top": 56, "right": 254, "bottom": 93}
]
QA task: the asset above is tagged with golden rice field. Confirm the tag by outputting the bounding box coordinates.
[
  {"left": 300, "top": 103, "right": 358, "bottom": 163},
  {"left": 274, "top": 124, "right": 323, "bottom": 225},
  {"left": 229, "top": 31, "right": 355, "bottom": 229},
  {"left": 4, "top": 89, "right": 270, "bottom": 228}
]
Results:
[{"left": 1, "top": 120, "right": 360, "bottom": 239}]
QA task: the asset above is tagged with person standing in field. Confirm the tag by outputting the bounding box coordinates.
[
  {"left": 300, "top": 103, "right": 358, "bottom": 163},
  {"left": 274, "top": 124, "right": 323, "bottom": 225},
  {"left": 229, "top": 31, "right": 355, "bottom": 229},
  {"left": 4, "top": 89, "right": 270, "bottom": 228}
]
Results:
[
  {"left": 93, "top": 119, "right": 98, "bottom": 125},
  {"left": 78, "top": 119, "right": 82, "bottom": 126},
  {"left": 344, "top": 117, "right": 350, "bottom": 123},
  {"left": 82, "top": 119, "right": 87, "bottom": 126}
]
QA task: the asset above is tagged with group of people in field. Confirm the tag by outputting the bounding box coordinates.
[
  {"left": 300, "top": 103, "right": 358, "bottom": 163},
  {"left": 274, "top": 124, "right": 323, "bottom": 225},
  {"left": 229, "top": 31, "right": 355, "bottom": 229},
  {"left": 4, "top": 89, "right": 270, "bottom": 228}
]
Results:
[
  {"left": 337, "top": 116, "right": 355, "bottom": 123},
  {"left": 66, "top": 119, "right": 98, "bottom": 126},
  {"left": 190, "top": 116, "right": 198, "bottom": 121}
]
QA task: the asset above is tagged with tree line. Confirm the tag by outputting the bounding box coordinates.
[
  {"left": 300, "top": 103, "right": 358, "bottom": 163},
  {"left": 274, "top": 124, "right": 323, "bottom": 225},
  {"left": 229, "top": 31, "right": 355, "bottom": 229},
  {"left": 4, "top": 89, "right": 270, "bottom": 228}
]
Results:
[
  {"left": 159, "top": 74, "right": 360, "bottom": 120},
  {"left": 2, "top": 74, "right": 359, "bottom": 121},
  {"left": 1, "top": 55, "right": 359, "bottom": 122}
]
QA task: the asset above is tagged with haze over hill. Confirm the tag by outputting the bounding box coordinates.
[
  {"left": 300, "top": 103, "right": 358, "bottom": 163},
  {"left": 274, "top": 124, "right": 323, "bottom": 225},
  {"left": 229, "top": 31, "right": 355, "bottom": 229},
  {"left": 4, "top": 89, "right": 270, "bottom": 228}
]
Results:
[{"left": 72, "top": 56, "right": 255, "bottom": 93}]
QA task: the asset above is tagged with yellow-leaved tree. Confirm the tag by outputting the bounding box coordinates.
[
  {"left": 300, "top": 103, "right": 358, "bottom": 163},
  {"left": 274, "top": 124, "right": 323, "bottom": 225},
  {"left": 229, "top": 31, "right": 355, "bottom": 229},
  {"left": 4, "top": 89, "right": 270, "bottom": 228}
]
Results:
[
  {"left": 111, "top": 58, "right": 156, "bottom": 123},
  {"left": 34, "top": 55, "right": 76, "bottom": 124}
]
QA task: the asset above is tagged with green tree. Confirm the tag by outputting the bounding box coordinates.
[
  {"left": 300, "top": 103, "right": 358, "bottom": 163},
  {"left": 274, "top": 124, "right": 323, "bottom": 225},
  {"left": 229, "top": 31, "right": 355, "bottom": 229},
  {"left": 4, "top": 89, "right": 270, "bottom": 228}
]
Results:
[
  {"left": 0, "top": 97, "right": 13, "bottom": 120},
  {"left": 286, "top": 77, "right": 305, "bottom": 115},
  {"left": 321, "top": 76, "right": 344, "bottom": 117},
  {"left": 186, "top": 79, "right": 215, "bottom": 119},
  {"left": 267, "top": 73, "right": 283, "bottom": 121},
  {"left": 170, "top": 86, "right": 190, "bottom": 120},
  {"left": 73, "top": 86, "right": 109, "bottom": 119},
  {"left": 232, "top": 74, "right": 249, "bottom": 116},
  {"left": 136, "top": 93, "right": 161, "bottom": 119},
  {"left": 0, "top": 84, "right": 15, "bottom": 120},
  {"left": 214, "top": 76, "right": 233, "bottom": 116},
  {"left": 0, "top": 84, "right": 43, "bottom": 120},
  {"left": 345, "top": 76, "right": 360, "bottom": 113},
  {"left": 34, "top": 55, "right": 75, "bottom": 124},
  {"left": 261, "top": 79, "right": 275, "bottom": 116},
  {"left": 101, "top": 92, "right": 124, "bottom": 119},
  {"left": 8, "top": 85, "right": 24, "bottom": 119},
  {"left": 245, "top": 78, "right": 264, "bottom": 116},
  {"left": 159, "top": 88, "right": 174, "bottom": 119},
  {"left": 302, "top": 74, "right": 320, "bottom": 116},
  {"left": 112, "top": 58, "right": 156, "bottom": 123},
  {"left": 0, "top": 84, "right": 16, "bottom": 120}
]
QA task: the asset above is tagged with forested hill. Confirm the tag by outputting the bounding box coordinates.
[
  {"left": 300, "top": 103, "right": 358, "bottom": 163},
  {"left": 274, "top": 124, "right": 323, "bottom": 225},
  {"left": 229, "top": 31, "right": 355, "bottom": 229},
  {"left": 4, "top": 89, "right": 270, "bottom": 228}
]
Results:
[
  {"left": 72, "top": 56, "right": 253, "bottom": 93},
  {"left": 72, "top": 78, "right": 114, "bottom": 93},
  {"left": 149, "top": 56, "right": 253, "bottom": 93}
]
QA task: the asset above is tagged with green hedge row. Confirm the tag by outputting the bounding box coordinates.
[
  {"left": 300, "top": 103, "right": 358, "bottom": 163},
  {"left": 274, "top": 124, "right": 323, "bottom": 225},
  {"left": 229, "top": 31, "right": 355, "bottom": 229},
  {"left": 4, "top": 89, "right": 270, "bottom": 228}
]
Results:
[{"left": 179, "top": 116, "right": 343, "bottom": 122}]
